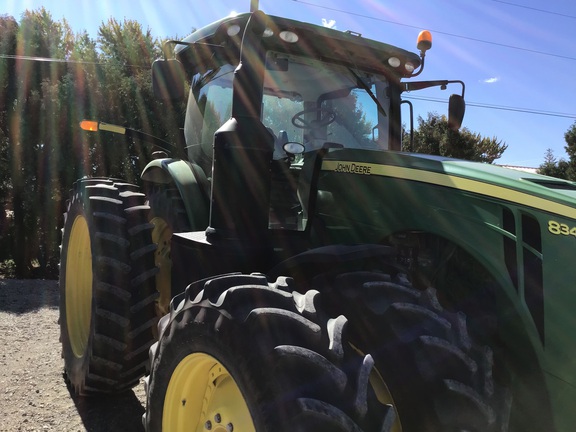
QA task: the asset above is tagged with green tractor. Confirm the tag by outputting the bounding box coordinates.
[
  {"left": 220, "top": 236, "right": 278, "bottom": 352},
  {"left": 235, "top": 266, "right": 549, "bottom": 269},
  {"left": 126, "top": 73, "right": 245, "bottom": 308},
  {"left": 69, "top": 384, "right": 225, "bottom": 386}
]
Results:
[{"left": 60, "top": 9, "right": 576, "bottom": 432}]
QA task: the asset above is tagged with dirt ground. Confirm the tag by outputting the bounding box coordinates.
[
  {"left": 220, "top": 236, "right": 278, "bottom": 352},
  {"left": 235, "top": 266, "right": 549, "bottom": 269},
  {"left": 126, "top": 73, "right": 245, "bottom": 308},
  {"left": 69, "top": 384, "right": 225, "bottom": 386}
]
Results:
[{"left": 0, "top": 279, "right": 147, "bottom": 432}]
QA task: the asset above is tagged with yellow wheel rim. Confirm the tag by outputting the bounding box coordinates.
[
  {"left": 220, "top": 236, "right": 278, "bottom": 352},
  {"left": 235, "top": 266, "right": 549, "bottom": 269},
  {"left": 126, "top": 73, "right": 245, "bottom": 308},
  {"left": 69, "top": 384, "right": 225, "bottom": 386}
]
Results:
[
  {"left": 163, "top": 353, "right": 255, "bottom": 432},
  {"left": 65, "top": 215, "right": 93, "bottom": 358},
  {"left": 151, "top": 216, "right": 172, "bottom": 316},
  {"left": 369, "top": 365, "right": 403, "bottom": 432}
]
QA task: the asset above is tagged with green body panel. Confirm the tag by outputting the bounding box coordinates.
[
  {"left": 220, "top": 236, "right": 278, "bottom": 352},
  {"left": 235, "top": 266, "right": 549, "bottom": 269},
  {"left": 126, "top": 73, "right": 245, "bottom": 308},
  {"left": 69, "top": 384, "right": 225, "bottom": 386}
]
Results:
[
  {"left": 313, "top": 149, "right": 576, "bottom": 429},
  {"left": 141, "top": 158, "right": 209, "bottom": 230}
]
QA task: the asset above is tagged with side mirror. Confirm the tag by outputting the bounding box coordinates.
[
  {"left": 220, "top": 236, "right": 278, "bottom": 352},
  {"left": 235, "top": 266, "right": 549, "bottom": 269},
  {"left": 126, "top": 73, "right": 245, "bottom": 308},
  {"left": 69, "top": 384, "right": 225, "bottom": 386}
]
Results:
[
  {"left": 448, "top": 94, "right": 465, "bottom": 130},
  {"left": 152, "top": 59, "right": 186, "bottom": 101}
]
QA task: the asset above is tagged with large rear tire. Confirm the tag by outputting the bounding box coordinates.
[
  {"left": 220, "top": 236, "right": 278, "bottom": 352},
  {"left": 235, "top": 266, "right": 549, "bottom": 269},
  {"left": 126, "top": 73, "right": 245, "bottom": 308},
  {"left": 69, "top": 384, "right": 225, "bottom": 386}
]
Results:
[
  {"left": 59, "top": 178, "right": 158, "bottom": 394},
  {"left": 144, "top": 273, "right": 392, "bottom": 431},
  {"left": 315, "top": 271, "right": 508, "bottom": 432}
]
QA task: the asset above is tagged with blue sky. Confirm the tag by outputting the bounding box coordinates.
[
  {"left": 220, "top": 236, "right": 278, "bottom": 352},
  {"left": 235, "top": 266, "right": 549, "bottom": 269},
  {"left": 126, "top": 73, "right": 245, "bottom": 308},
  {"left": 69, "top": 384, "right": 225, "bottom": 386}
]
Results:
[{"left": 5, "top": 0, "right": 576, "bottom": 167}]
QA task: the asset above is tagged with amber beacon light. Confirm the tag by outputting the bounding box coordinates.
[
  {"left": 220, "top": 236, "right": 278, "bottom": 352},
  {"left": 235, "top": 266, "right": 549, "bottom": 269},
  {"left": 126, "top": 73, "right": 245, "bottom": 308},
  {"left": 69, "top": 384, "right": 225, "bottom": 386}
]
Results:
[
  {"left": 417, "top": 30, "right": 432, "bottom": 54},
  {"left": 80, "top": 120, "right": 99, "bottom": 132}
]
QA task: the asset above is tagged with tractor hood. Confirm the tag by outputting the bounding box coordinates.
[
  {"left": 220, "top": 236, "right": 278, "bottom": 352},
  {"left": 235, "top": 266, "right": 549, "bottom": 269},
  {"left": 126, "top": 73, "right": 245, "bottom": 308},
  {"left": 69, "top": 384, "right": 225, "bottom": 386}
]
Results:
[{"left": 321, "top": 149, "right": 576, "bottom": 220}]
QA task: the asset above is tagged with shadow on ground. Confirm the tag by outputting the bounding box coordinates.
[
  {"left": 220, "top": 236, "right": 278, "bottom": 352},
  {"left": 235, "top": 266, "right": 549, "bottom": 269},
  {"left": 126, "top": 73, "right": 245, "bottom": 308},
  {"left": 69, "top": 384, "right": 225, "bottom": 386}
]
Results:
[
  {"left": 66, "top": 374, "right": 146, "bottom": 432},
  {"left": 0, "top": 279, "right": 59, "bottom": 313}
]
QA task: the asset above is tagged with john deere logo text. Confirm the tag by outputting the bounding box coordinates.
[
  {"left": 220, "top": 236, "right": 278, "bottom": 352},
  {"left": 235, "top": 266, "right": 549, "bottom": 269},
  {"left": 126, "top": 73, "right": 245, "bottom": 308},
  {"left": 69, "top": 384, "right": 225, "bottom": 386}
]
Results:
[{"left": 334, "top": 162, "right": 372, "bottom": 175}]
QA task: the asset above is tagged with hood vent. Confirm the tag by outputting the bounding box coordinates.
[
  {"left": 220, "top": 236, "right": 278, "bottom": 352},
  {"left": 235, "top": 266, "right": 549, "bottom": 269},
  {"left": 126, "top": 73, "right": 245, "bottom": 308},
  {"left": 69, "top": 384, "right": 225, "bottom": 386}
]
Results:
[{"left": 523, "top": 178, "right": 576, "bottom": 191}]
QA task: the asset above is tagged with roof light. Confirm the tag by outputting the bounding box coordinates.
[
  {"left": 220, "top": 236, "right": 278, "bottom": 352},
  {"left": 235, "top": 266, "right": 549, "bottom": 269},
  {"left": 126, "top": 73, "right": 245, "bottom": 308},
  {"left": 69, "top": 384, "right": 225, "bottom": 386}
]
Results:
[
  {"left": 263, "top": 28, "right": 274, "bottom": 37},
  {"left": 405, "top": 62, "right": 415, "bottom": 73},
  {"left": 279, "top": 30, "right": 299, "bottom": 43},
  {"left": 388, "top": 57, "right": 401, "bottom": 68},
  {"left": 227, "top": 24, "right": 241, "bottom": 37},
  {"left": 417, "top": 30, "right": 432, "bottom": 53},
  {"left": 80, "top": 120, "right": 98, "bottom": 131}
]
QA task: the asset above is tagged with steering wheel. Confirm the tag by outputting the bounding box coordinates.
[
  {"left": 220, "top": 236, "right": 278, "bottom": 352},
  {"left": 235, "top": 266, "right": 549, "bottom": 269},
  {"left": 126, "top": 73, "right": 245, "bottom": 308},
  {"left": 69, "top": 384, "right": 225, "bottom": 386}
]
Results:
[{"left": 291, "top": 108, "right": 336, "bottom": 129}]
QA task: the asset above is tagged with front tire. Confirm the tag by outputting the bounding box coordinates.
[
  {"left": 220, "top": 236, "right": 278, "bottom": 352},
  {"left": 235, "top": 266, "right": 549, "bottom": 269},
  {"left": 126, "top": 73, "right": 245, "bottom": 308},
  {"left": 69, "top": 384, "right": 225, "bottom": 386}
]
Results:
[
  {"left": 316, "top": 271, "right": 507, "bottom": 431},
  {"left": 144, "top": 273, "right": 391, "bottom": 431},
  {"left": 59, "top": 178, "right": 158, "bottom": 394}
]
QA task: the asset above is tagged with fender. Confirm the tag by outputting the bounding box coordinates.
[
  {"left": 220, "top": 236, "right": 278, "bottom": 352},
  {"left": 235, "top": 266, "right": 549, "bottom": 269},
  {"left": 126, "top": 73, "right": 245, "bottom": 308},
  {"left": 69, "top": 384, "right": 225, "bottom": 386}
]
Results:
[
  {"left": 141, "top": 158, "right": 209, "bottom": 230},
  {"left": 268, "top": 244, "right": 398, "bottom": 281}
]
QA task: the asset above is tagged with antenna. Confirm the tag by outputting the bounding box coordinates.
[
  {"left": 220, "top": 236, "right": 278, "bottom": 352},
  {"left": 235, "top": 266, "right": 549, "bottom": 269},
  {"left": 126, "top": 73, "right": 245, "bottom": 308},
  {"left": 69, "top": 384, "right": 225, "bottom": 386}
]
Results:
[{"left": 250, "top": 0, "right": 259, "bottom": 12}]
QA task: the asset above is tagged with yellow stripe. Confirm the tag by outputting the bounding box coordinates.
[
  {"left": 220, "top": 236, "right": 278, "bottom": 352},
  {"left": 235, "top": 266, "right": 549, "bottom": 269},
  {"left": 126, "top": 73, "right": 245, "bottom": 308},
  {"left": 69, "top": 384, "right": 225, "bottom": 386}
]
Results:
[
  {"left": 98, "top": 122, "right": 126, "bottom": 135},
  {"left": 322, "top": 160, "right": 576, "bottom": 220}
]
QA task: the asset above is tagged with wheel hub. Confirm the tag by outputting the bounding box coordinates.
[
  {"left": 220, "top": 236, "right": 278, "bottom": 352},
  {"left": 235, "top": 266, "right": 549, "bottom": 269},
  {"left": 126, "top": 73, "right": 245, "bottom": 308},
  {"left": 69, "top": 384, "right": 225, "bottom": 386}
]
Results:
[{"left": 163, "top": 353, "right": 255, "bottom": 432}]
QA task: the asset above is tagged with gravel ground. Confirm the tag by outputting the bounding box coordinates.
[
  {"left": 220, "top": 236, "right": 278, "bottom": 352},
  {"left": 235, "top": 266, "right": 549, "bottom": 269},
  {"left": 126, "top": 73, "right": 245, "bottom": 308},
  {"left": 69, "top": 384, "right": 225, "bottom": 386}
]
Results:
[{"left": 0, "top": 279, "right": 147, "bottom": 432}]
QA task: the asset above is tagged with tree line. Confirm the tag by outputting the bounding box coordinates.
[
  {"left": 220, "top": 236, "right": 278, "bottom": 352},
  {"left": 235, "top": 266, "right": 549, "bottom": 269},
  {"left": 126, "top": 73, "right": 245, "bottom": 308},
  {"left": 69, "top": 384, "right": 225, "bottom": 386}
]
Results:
[
  {"left": 0, "top": 8, "right": 509, "bottom": 279},
  {"left": 0, "top": 8, "right": 184, "bottom": 278}
]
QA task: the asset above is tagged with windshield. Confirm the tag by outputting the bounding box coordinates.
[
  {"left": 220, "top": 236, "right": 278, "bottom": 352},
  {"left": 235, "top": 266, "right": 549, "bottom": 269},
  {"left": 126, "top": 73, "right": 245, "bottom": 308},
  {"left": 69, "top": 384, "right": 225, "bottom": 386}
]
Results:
[
  {"left": 184, "top": 52, "right": 391, "bottom": 165},
  {"left": 183, "top": 50, "right": 392, "bottom": 232},
  {"left": 262, "top": 52, "right": 390, "bottom": 158}
]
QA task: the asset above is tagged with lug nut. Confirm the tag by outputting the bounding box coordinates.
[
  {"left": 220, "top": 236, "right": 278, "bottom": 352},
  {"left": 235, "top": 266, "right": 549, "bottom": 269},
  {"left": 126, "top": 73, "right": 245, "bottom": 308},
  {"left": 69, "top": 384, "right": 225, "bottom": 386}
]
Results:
[
  {"left": 214, "top": 413, "right": 221, "bottom": 423},
  {"left": 205, "top": 420, "right": 212, "bottom": 430},
  {"left": 226, "top": 423, "right": 234, "bottom": 432}
]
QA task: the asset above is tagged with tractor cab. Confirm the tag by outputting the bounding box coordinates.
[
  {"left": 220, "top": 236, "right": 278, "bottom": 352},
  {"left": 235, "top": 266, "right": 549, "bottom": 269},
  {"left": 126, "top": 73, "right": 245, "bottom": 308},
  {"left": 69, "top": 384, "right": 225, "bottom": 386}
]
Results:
[
  {"left": 153, "top": 12, "right": 442, "bottom": 235},
  {"left": 182, "top": 49, "right": 396, "bottom": 231},
  {"left": 151, "top": 10, "right": 464, "bottom": 285},
  {"left": 157, "top": 12, "right": 428, "bottom": 164}
]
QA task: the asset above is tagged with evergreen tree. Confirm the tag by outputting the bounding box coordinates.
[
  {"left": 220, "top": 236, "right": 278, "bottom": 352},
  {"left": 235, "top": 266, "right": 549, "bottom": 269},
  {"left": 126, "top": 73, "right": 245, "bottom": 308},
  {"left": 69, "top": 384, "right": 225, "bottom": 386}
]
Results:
[
  {"left": 0, "top": 9, "right": 184, "bottom": 277},
  {"left": 537, "top": 148, "right": 569, "bottom": 179},
  {"left": 537, "top": 122, "right": 576, "bottom": 181},
  {"left": 403, "top": 113, "right": 507, "bottom": 163},
  {"left": 564, "top": 121, "right": 576, "bottom": 180},
  {"left": 0, "top": 15, "right": 18, "bottom": 266}
]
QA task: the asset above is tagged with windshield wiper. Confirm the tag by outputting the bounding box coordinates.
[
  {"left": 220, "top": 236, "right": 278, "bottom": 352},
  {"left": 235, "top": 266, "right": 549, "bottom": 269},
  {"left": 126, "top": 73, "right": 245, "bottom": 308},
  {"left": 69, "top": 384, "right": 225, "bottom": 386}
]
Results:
[{"left": 347, "top": 68, "right": 387, "bottom": 117}]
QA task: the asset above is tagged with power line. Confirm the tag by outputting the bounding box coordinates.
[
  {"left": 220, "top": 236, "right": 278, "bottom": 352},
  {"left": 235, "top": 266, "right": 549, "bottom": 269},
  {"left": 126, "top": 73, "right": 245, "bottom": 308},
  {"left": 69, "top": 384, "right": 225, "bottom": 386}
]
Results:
[
  {"left": 290, "top": 0, "right": 576, "bottom": 62},
  {"left": 0, "top": 54, "right": 98, "bottom": 65},
  {"left": 487, "top": 0, "right": 576, "bottom": 20},
  {"left": 0, "top": 53, "right": 149, "bottom": 69},
  {"left": 404, "top": 95, "right": 576, "bottom": 119}
]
